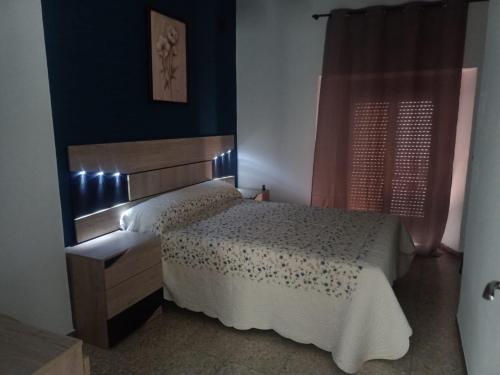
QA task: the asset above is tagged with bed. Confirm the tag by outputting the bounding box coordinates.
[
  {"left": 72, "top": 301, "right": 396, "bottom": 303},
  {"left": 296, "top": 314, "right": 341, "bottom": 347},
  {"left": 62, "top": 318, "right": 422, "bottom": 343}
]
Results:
[{"left": 120, "top": 179, "right": 415, "bottom": 373}]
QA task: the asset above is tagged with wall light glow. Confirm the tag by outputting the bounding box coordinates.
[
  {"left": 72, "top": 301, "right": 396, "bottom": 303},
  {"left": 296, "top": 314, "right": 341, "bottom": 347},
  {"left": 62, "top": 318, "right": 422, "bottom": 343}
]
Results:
[
  {"left": 113, "top": 172, "right": 121, "bottom": 177},
  {"left": 78, "top": 170, "right": 86, "bottom": 176},
  {"left": 96, "top": 171, "right": 104, "bottom": 176},
  {"left": 214, "top": 149, "right": 233, "bottom": 160}
]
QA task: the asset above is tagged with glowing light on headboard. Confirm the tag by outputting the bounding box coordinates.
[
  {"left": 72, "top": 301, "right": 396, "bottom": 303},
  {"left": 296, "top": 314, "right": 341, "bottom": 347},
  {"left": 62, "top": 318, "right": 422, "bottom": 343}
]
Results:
[
  {"left": 71, "top": 170, "right": 129, "bottom": 217},
  {"left": 213, "top": 149, "right": 233, "bottom": 160},
  {"left": 72, "top": 146, "right": 236, "bottom": 218},
  {"left": 212, "top": 148, "right": 236, "bottom": 178}
]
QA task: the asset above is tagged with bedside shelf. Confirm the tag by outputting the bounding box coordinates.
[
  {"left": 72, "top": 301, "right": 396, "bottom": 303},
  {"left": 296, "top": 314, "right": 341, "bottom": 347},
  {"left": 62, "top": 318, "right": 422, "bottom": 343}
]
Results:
[{"left": 66, "top": 230, "right": 162, "bottom": 348}]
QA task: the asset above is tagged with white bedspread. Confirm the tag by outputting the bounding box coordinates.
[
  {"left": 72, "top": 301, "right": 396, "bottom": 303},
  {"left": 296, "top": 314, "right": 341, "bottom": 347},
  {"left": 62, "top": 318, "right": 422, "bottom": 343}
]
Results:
[{"left": 158, "top": 199, "right": 414, "bottom": 373}]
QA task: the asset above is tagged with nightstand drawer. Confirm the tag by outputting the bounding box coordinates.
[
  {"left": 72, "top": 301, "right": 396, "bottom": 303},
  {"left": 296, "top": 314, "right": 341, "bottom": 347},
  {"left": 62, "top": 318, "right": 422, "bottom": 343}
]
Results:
[
  {"left": 106, "top": 263, "right": 162, "bottom": 319},
  {"left": 104, "top": 238, "right": 161, "bottom": 289}
]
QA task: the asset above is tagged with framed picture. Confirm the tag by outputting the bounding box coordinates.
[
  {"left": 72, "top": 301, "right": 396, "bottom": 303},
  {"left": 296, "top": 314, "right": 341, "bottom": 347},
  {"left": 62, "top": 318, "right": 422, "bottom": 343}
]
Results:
[{"left": 149, "top": 9, "right": 187, "bottom": 103}]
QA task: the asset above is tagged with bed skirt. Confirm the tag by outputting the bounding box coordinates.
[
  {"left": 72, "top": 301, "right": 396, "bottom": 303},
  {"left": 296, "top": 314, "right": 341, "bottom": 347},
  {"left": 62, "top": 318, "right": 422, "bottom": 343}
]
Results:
[{"left": 162, "top": 258, "right": 412, "bottom": 374}]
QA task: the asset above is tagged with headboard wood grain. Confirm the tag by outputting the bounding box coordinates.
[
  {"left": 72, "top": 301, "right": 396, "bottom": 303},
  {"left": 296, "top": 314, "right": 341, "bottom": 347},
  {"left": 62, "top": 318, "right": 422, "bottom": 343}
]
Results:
[
  {"left": 128, "top": 161, "right": 212, "bottom": 201},
  {"left": 70, "top": 135, "right": 235, "bottom": 243},
  {"left": 74, "top": 198, "right": 150, "bottom": 243},
  {"left": 68, "top": 135, "right": 233, "bottom": 173}
]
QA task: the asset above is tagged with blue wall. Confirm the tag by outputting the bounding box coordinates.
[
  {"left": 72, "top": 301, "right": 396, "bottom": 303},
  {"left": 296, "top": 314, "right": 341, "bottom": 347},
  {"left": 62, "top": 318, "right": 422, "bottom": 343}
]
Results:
[{"left": 41, "top": 0, "right": 236, "bottom": 245}]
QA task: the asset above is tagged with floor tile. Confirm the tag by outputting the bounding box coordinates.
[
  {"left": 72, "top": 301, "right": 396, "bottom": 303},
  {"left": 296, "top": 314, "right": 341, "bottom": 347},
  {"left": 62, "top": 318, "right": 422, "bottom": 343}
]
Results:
[
  {"left": 279, "top": 344, "right": 344, "bottom": 375},
  {"left": 358, "top": 358, "right": 410, "bottom": 375},
  {"left": 215, "top": 362, "right": 265, "bottom": 375},
  {"left": 84, "top": 344, "right": 135, "bottom": 375},
  {"left": 187, "top": 323, "right": 295, "bottom": 374},
  {"left": 150, "top": 350, "right": 221, "bottom": 375}
]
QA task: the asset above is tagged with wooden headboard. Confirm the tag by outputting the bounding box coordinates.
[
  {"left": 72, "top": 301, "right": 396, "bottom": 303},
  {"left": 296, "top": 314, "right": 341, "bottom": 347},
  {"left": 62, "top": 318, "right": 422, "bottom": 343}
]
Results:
[{"left": 69, "top": 135, "right": 235, "bottom": 243}]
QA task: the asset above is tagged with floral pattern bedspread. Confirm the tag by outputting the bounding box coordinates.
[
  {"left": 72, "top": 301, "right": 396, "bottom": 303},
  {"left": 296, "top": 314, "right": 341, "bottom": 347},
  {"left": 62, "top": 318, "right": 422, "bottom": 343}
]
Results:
[{"left": 157, "top": 198, "right": 406, "bottom": 300}]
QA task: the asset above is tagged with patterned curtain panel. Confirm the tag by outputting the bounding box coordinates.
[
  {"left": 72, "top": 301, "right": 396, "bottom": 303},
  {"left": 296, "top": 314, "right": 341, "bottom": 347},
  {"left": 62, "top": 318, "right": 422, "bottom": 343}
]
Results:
[{"left": 311, "top": 1, "right": 468, "bottom": 253}]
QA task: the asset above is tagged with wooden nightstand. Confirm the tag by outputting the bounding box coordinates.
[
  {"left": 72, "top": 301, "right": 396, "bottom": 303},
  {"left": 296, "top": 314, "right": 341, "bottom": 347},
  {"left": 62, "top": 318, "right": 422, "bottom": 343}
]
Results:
[
  {"left": 66, "top": 231, "right": 162, "bottom": 348},
  {"left": 238, "top": 187, "right": 270, "bottom": 201}
]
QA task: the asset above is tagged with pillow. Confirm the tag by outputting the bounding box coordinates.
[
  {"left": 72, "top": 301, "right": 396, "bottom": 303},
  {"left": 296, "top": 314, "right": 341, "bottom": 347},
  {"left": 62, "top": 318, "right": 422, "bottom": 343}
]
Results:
[{"left": 120, "top": 179, "right": 241, "bottom": 233}]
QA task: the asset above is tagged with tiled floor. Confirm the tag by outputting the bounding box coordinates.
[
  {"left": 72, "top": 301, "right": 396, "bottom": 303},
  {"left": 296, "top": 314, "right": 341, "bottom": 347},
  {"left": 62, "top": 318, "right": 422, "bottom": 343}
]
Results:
[{"left": 84, "top": 252, "right": 466, "bottom": 374}]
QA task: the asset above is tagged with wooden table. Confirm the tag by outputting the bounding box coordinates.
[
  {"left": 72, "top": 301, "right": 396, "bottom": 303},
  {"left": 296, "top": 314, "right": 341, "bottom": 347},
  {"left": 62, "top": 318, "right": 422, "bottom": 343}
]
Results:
[{"left": 0, "top": 314, "right": 89, "bottom": 375}]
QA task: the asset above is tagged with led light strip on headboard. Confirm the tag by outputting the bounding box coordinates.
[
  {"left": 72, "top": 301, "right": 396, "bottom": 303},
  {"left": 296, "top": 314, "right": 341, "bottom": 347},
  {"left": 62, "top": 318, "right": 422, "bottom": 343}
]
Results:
[
  {"left": 68, "top": 135, "right": 234, "bottom": 174},
  {"left": 68, "top": 135, "right": 235, "bottom": 243}
]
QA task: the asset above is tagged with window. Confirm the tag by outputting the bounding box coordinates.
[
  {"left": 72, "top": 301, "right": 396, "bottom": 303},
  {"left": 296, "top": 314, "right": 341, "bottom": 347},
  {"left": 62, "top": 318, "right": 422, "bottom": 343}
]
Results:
[
  {"left": 390, "top": 101, "right": 433, "bottom": 217},
  {"left": 348, "top": 100, "right": 434, "bottom": 218},
  {"left": 348, "top": 102, "right": 389, "bottom": 212}
]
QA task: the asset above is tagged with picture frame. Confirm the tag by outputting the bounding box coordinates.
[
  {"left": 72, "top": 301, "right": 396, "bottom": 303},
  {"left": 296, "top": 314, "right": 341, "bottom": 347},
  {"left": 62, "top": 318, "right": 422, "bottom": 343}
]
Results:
[{"left": 149, "top": 9, "right": 188, "bottom": 103}]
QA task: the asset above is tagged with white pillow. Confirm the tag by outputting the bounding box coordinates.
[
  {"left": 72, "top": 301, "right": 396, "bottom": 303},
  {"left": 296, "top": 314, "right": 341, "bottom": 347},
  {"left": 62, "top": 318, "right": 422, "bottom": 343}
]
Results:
[{"left": 120, "top": 179, "right": 241, "bottom": 233}]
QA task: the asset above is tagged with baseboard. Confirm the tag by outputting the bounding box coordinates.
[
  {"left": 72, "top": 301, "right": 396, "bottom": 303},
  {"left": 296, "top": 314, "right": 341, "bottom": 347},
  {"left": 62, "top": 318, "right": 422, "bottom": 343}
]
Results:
[
  {"left": 455, "top": 317, "right": 469, "bottom": 374},
  {"left": 439, "top": 243, "right": 464, "bottom": 259},
  {"left": 67, "top": 330, "right": 77, "bottom": 337}
]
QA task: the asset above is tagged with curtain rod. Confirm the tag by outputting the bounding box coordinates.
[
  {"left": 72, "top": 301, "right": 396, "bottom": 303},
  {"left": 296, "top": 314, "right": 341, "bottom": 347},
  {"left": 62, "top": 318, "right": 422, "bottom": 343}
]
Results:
[{"left": 312, "top": 0, "right": 488, "bottom": 20}]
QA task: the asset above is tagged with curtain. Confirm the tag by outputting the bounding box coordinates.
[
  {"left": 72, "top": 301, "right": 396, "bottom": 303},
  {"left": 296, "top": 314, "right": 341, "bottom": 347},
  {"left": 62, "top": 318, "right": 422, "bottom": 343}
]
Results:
[{"left": 311, "top": 1, "right": 468, "bottom": 254}]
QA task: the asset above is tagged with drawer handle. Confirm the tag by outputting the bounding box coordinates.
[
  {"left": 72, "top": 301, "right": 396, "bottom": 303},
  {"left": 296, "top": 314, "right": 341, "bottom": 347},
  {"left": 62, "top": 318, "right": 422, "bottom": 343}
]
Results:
[{"left": 104, "top": 249, "right": 130, "bottom": 268}]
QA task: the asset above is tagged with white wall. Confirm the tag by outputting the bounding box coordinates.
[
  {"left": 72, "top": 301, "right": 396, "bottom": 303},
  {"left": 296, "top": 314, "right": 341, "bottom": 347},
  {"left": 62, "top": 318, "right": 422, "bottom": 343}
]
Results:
[
  {"left": 463, "top": 2, "right": 489, "bottom": 69},
  {"left": 0, "top": 0, "right": 73, "bottom": 334},
  {"left": 441, "top": 69, "right": 477, "bottom": 251},
  {"left": 458, "top": 0, "right": 500, "bottom": 373},
  {"left": 237, "top": 0, "right": 488, "bottom": 206}
]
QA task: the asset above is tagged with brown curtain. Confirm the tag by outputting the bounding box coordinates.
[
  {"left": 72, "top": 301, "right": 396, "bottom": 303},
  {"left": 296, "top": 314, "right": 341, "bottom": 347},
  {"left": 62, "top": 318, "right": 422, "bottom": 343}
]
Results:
[{"left": 311, "top": 1, "right": 468, "bottom": 253}]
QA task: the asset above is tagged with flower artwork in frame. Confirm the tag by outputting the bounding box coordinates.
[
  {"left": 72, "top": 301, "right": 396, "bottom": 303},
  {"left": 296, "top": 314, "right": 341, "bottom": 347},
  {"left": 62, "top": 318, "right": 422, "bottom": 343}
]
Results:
[{"left": 150, "top": 10, "right": 187, "bottom": 103}]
